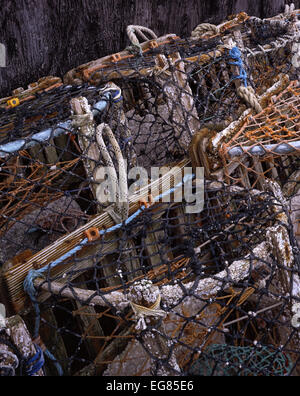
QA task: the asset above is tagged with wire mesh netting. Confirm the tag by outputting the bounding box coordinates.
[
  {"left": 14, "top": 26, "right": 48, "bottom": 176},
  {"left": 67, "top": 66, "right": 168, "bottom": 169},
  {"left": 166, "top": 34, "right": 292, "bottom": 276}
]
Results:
[{"left": 0, "top": 6, "right": 300, "bottom": 376}]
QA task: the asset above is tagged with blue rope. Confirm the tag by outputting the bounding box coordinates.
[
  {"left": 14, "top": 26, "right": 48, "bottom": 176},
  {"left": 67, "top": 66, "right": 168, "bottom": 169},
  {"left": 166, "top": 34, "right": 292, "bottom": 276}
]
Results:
[
  {"left": 228, "top": 46, "right": 248, "bottom": 87},
  {"left": 111, "top": 89, "right": 123, "bottom": 103},
  {"left": 44, "top": 349, "right": 64, "bottom": 377},
  {"left": 25, "top": 344, "right": 64, "bottom": 376},
  {"left": 24, "top": 173, "right": 194, "bottom": 296},
  {"left": 23, "top": 270, "right": 43, "bottom": 338},
  {"left": 23, "top": 173, "right": 194, "bottom": 375},
  {"left": 26, "top": 345, "right": 45, "bottom": 376}
]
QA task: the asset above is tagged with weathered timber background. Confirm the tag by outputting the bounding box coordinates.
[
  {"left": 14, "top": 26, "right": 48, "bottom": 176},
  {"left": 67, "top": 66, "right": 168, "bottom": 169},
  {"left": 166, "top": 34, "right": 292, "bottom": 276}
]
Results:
[{"left": 0, "top": 0, "right": 299, "bottom": 97}]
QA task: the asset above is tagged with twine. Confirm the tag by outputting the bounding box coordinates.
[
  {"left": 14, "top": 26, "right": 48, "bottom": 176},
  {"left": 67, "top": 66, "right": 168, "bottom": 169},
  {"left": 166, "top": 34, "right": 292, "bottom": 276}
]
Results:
[{"left": 130, "top": 294, "right": 166, "bottom": 330}]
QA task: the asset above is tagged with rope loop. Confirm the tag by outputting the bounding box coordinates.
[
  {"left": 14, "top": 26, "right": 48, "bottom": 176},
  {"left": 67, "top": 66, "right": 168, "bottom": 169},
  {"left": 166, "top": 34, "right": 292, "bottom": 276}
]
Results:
[
  {"left": 126, "top": 25, "right": 157, "bottom": 46},
  {"left": 96, "top": 123, "right": 129, "bottom": 221},
  {"left": 284, "top": 2, "right": 295, "bottom": 16}
]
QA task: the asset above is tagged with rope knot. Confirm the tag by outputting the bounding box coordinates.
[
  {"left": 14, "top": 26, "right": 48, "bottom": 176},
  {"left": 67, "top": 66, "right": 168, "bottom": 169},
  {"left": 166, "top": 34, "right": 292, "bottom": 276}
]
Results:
[
  {"left": 129, "top": 280, "right": 166, "bottom": 331},
  {"left": 130, "top": 295, "right": 166, "bottom": 331},
  {"left": 227, "top": 45, "right": 263, "bottom": 113},
  {"left": 23, "top": 269, "right": 45, "bottom": 303},
  {"left": 228, "top": 46, "right": 248, "bottom": 87}
]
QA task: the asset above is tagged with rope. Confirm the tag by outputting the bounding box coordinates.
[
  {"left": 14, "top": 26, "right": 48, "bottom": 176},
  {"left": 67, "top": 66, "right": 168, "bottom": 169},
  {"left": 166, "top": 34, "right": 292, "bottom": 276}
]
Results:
[
  {"left": 191, "top": 23, "right": 219, "bottom": 39},
  {"left": 23, "top": 246, "right": 88, "bottom": 376},
  {"left": 126, "top": 25, "right": 157, "bottom": 57},
  {"left": 44, "top": 348, "right": 64, "bottom": 376},
  {"left": 237, "top": 85, "right": 263, "bottom": 113},
  {"left": 23, "top": 173, "right": 193, "bottom": 341},
  {"left": 284, "top": 2, "right": 295, "bottom": 16},
  {"left": 228, "top": 46, "right": 248, "bottom": 87},
  {"left": 130, "top": 294, "right": 166, "bottom": 330},
  {"left": 228, "top": 45, "right": 262, "bottom": 113},
  {"left": 99, "top": 83, "right": 123, "bottom": 104},
  {"left": 126, "top": 25, "right": 157, "bottom": 46},
  {"left": 26, "top": 345, "right": 45, "bottom": 376},
  {"left": 95, "top": 123, "right": 129, "bottom": 221}
]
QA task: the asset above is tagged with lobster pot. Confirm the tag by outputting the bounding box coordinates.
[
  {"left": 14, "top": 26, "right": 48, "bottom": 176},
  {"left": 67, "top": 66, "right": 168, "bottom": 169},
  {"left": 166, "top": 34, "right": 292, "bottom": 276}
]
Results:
[
  {"left": 0, "top": 7, "right": 300, "bottom": 377},
  {"left": 236, "top": 12, "right": 300, "bottom": 93},
  {"left": 1, "top": 179, "right": 298, "bottom": 376},
  {"left": 210, "top": 80, "right": 300, "bottom": 190}
]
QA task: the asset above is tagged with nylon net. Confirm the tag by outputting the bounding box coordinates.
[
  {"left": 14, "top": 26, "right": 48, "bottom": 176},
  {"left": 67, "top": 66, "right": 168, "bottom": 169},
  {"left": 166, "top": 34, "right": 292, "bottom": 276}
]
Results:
[{"left": 0, "top": 8, "right": 300, "bottom": 377}]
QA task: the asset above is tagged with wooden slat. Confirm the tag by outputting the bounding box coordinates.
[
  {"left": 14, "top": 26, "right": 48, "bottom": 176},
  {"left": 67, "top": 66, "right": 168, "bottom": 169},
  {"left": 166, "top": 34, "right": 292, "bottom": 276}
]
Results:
[{"left": 3, "top": 160, "right": 189, "bottom": 312}]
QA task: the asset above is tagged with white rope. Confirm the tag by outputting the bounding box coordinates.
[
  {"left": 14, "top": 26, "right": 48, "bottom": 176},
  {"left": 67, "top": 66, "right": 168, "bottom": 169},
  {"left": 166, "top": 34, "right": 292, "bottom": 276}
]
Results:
[
  {"left": 223, "top": 38, "right": 263, "bottom": 113},
  {"left": 71, "top": 96, "right": 129, "bottom": 221},
  {"left": 191, "top": 23, "right": 219, "bottom": 39},
  {"left": 130, "top": 294, "right": 166, "bottom": 331},
  {"left": 126, "top": 25, "right": 157, "bottom": 46},
  {"left": 284, "top": 2, "right": 295, "bottom": 16},
  {"left": 237, "top": 85, "right": 263, "bottom": 113},
  {"left": 96, "top": 123, "right": 129, "bottom": 221}
]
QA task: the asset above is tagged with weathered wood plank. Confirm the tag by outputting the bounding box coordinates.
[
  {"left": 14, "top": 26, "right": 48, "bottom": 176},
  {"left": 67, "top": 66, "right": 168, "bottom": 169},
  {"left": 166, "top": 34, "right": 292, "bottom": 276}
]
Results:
[{"left": 0, "top": 0, "right": 293, "bottom": 97}]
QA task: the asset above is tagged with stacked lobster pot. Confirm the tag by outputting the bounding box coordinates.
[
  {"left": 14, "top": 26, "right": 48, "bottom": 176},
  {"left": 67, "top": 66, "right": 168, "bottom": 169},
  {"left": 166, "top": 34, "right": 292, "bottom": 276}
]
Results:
[{"left": 0, "top": 4, "right": 300, "bottom": 377}]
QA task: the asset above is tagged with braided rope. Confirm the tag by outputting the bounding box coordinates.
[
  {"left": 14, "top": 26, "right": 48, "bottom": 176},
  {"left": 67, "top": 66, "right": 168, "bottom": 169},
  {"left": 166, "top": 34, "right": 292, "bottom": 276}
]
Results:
[
  {"left": 191, "top": 23, "right": 219, "bottom": 39},
  {"left": 237, "top": 85, "right": 263, "bottom": 113},
  {"left": 96, "top": 123, "right": 129, "bottom": 221},
  {"left": 25, "top": 345, "right": 45, "bottom": 376}
]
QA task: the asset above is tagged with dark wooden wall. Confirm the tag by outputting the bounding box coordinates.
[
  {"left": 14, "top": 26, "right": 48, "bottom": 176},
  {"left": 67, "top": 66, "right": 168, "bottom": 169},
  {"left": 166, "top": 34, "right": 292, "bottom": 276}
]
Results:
[{"left": 0, "top": 0, "right": 298, "bottom": 97}]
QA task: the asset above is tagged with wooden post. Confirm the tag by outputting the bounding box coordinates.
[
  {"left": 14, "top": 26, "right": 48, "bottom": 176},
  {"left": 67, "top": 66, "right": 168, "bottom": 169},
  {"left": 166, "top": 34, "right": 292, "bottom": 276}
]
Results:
[
  {"left": 73, "top": 276, "right": 105, "bottom": 360},
  {"left": 75, "top": 326, "right": 133, "bottom": 376},
  {"left": 128, "top": 279, "right": 180, "bottom": 375},
  {"left": 144, "top": 208, "right": 172, "bottom": 275},
  {"left": 38, "top": 308, "right": 69, "bottom": 375}
]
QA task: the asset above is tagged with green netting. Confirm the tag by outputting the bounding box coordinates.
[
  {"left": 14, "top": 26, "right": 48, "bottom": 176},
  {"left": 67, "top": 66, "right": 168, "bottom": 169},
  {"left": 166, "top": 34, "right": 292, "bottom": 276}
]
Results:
[{"left": 190, "top": 344, "right": 294, "bottom": 376}]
